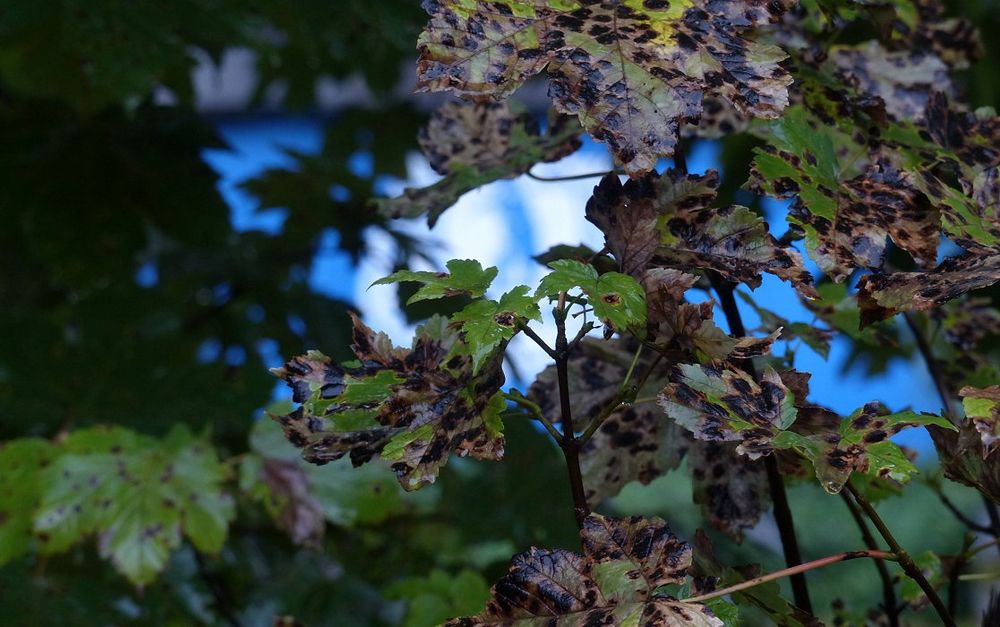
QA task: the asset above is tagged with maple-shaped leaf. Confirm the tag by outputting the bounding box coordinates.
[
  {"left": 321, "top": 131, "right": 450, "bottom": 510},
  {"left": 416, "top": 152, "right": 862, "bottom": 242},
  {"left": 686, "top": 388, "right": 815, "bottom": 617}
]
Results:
[
  {"left": 960, "top": 386, "right": 1000, "bottom": 459},
  {"left": 32, "top": 426, "right": 234, "bottom": 586},
  {"left": 750, "top": 106, "right": 940, "bottom": 281},
  {"left": 528, "top": 338, "right": 686, "bottom": 504},
  {"left": 658, "top": 363, "right": 797, "bottom": 459},
  {"left": 929, "top": 421, "right": 1000, "bottom": 506},
  {"left": 444, "top": 514, "right": 722, "bottom": 626},
  {"left": 830, "top": 41, "right": 951, "bottom": 122},
  {"left": 375, "top": 100, "right": 580, "bottom": 225},
  {"left": 773, "top": 403, "right": 954, "bottom": 494},
  {"left": 451, "top": 285, "right": 542, "bottom": 373},
  {"left": 270, "top": 314, "right": 506, "bottom": 490},
  {"left": 417, "top": 0, "right": 793, "bottom": 175},
  {"left": 536, "top": 259, "right": 646, "bottom": 334},
  {"left": 856, "top": 252, "right": 1000, "bottom": 326},
  {"left": 585, "top": 173, "right": 659, "bottom": 278},
  {"left": 689, "top": 440, "right": 771, "bottom": 539},
  {"left": 372, "top": 258, "right": 498, "bottom": 304},
  {"left": 0, "top": 438, "right": 56, "bottom": 565}
]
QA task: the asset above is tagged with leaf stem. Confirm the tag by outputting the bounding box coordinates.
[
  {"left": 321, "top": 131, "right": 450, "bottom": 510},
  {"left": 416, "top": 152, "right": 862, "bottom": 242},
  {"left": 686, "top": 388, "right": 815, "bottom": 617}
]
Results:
[
  {"left": 554, "top": 292, "right": 590, "bottom": 528},
  {"left": 839, "top": 490, "right": 900, "bottom": 626},
  {"left": 846, "top": 483, "right": 956, "bottom": 627},
  {"left": 681, "top": 549, "right": 896, "bottom": 605},
  {"left": 708, "top": 270, "right": 812, "bottom": 613},
  {"left": 526, "top": 169, "right": 619, "bottom": 182},
  {"left": 517, "top": 321, "right": 558, "bottom": 360},
  {"left": 503, "top": 390, "right": 562, "bottom": 442}
]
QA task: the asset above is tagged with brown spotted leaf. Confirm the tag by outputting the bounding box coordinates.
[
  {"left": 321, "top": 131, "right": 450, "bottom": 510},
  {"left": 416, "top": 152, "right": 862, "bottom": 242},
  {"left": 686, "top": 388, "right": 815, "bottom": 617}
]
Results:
[
  {"left": 375, "top": 101, "right": 580, "bottom": 225},
  {"left": 688, "top": 441, "right": 770, "bottom": 539},
  {"left": 270, "top": 314, "right": 506, "bottom": 491},
  {"left": 417, "top": 0, "right": 793, "bottom": 175},
  {"left": 658, "top": 364, "right": 798, "bottom": 460},
  {"left": 960, "top": 386, "right": 1000, "bottom": 459},
  {"left": 856, "top": 251, "right": 1000, "bottom": 326},
  {"left": 930, "top": 421, "right": 1000, "bottom": 506},
  {"left": 258, "top": 459, "right": 326, "bottom": 548},
  {"left": 444, "top": 514, "right": 723, "bottom": 626},
  {"left": 585, "top": 173, "right": 660, "bottom": 278},
  {"left": 528, "top": 338, "right": 687, "bottom": 504}
]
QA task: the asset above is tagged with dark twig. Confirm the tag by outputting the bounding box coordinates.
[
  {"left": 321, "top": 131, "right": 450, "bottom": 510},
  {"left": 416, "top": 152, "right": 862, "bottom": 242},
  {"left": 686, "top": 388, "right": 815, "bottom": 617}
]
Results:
[
  {"left": 193, "top": 549, "right": 243, "bottom": 627},
  {"left": 840, "top": 490, "right": 900, "bottom": 626},
  {"left": 847, "top": 483, "right": 956, "bottom": 627},
  {"left": 517, "top": 321, "right": 558, "bottom": 360},
  {"left": 949, "top": 534, "right": 976, "bottom": 617},
  {"left": 554, "top": 293, "right": 590, "bottom": 528},
  {"left": 934, "top": 486, "right": 995, "bottom": 535},
  {"left": 708, "top": 271, "right": 812, "bottom": 613}
]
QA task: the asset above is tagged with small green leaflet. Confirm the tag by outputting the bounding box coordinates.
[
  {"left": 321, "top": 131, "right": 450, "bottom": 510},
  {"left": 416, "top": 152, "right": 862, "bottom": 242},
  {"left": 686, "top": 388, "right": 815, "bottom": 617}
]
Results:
[
  {"left": 31, "top": 426, "right": 234, "bottom": 586},
  {"left": 371, "top": 259, "right": 497, "bottom": 304},
  {"left": 451, "top": 285, "right": 542, "bottom": 374},
  {"left": 536, "top": 259, "right": 646, "bottom": 334}
]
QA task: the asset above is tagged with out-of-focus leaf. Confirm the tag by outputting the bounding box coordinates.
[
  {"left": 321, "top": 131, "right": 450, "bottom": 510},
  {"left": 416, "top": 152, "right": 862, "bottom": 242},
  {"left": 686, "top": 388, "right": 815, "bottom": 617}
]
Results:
[
  {"left": 372, "top": 259, "right": 498, "bottom": 304},
  {"left": 0, "top": 438, "right": 55, "bottom": 564},
  {"left": 689, "top": 441, "right": 771, "bottom": 539},
  {"left": 417, "top": 0, "right": 792, "bottom": 175},
  {"left": 900, "top": 550, "right": 944, "bottom": 612},
  {"left": 270, "top": 314, "right": 506, "bottom": 490},
  {"left": 444, "top": 514, "right": 722, "bottom": 626},
  {"left": 536, "top": 259, "right": 646, "bottom": 335},
  {"left": 385, "top": 569, "right": 490, "bottom": 627},
  {"left": 32, "top": 426, "right": 233, "bottom": 586},
  {"left": 737, "top": 291, "right": 832, "bottom": 358},
  {"left": 374, "top": 101, "right": 580, "bottom": 225},
  {"left": 961, "top": 385, "right": 1000, "bottom": 458}
]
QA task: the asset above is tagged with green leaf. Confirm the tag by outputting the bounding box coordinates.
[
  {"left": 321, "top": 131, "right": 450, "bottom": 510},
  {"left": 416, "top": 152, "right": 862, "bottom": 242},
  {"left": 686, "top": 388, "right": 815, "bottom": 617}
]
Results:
[
  {"left": 371, "top": 259, "right": 498, "bottom": 304},
  {"left": 32, "top": 426, "right": 233, "bottom": 586},
  {"left": 451, "top": 285, "right": 542, "bottom": 374},
  {"left": 0, "top": 438, "right": 56, "bottom": 564},
  {"left": 385, "top": 569, "right": 490, "bottom": 627},
  {"left": 537, "top": 259, "right": 646, "bottom": 334},
  {"left": 417, "top": 0, "right": 792, "bottom": 175}
]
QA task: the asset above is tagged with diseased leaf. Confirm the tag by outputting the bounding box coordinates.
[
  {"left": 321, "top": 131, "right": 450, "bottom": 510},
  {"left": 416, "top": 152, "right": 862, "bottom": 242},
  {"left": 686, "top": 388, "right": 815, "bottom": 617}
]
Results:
[
  {"left": 444, "top": 514, "right": 722, "bottom": 626},
  {"left": 271, "top": 314, "right": 506, "bottom": 490},
  {"left": 375, "top": 101, "right": 580, "bottom": 224},
  {"left": 658, "top": 364, "right": 797, "bottom": 459},
  {"left": 536, "top": 259, "right": 646, "bottom": 334},
  {"left": 688, "top": 441, "right": 770, "bottom": 539},
  {"left": 32, "top": 426, "right": 233, "bottom": 586},
  {"left": 774, "top": 403, "right": 953, "bottom": 494},
  {"left": 585, "top": 173, "right": 660, "bottom": 278},
  {"left": 0, "top": 439, "right": 55, "bottom": 565},
  {"left": 960, "top": 386, "right": 1000, "bottom": 458},
  {"left": 930, "top": 421, "right": 1000, "bottom": 506},
  {"left": 528, "top": 338, "right": 686, "bottom": 504},
  {"left": 372, "top": 258, "right": 498, "bottom": 304},
  {"left": 417, "top": 0, "right": 793, "bottom": 175},
  {"left": 856, "top": 252, "right": 1000, "bottom": 326},
  {"left": 451, "top": 285, "right": 542, "bottom": 373}
]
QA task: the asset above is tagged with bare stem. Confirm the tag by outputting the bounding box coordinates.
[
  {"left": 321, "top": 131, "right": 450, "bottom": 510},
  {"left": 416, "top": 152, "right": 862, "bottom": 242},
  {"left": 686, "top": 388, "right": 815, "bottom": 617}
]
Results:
[
  {"left": 708, "top": 270, "right": 812, "bottom": 613},
  {"left": 554, "top": 292, "right": 590, "bottom": 528},
  {"left": 503, "top": 390, "right": 562, "bottom": 442},
  {"left": 681, "top": 549, "right": 895, "bottom": 605},
  {"left": 840, "top": 490, "right": 900, "bottom": 626},
  {"left": 847, "top": 483, "right": 956, "bottom": 627},
  {"left": 526, "top": 169, "right": 619, "bottom": 182}
]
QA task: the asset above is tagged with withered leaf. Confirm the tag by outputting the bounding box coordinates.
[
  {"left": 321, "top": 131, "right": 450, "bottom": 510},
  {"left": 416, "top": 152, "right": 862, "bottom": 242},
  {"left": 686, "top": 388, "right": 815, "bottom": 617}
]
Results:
[
  {"left": 856, "top": 251, "right": 1000, "bottom": 326},
  {"left": 417, "top": 0, "right": 793, "bottom": 175},
  {"left": 960, "top": 386, "right": 1000, "bottom": 459},
  {"left": 375, "top": 100, "right": 580, "bottom": 225},
  {"left": 444, "top": 514, "right": 722, "bottom": 626},
  {"left": 259, "top": 458, "right": 326, "bottom": 548},
  {"left": 688, "top": 440, "right": 770, "bottom": 539},
  {"left": 930, "top": 421, "right": 1000, "bottom": 506},
  {"left": 270, "top": 314, "right": 506, "bottom": 491},
  {"left": 585, "top": 174, "right": 659, "bottom": 279},
  {"left": 658, "top": 364, "right": 797, "bottom": 460},
  {"left": 652, "top": 299, "right": 781, "bottom": 364}
]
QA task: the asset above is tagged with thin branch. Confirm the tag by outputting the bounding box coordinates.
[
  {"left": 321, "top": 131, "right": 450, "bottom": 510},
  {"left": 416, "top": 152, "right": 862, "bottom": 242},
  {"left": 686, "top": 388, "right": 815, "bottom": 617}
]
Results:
[
  {"left": 708, "top": 270, "right": 812, "bottom": 613},
  {"left": 517, "top": 321, "right": 558, "bottom": 360},
  {"left": 846, "top": 483, "right": 956, "bottom": 627},
  {"left": 949, "top": 533, "right": 975, "bottom": 617},
  {"left": 681, "top": 549, "right": 896, "bottom": 605},
  {"left": 933, "top": 486, "right": 995, "bottom": 534},
  {"left": 503, "top": 390, "right": 562, "bottom": 442},
  {"left": 840, "top": 490, "right": 900, "bottom": 626},
  {"left": 554, "top": 292, "right": 590, "bottom": 528},
  {"left": 526, "top": 169, "right": 619, "bottom": 182},
  {"left": 193, "top": 549, "right": 243, "bottom": 627}
]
